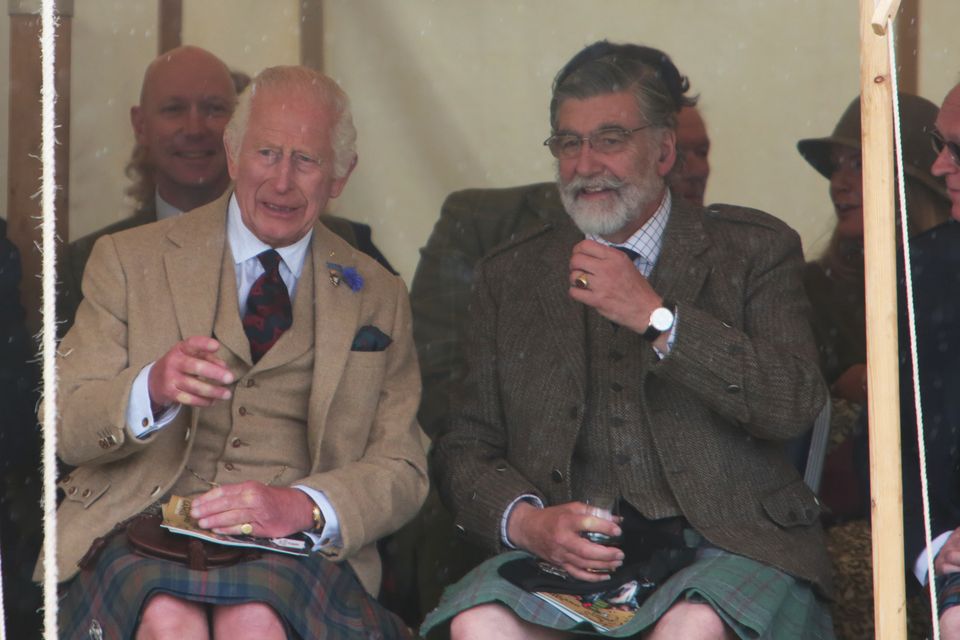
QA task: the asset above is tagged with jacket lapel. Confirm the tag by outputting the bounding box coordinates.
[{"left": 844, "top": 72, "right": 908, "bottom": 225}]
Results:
[
  {"left": 164, "top": 193, "right": 231, "bottom": 345},
  {"left": 533, "top": 218, "right": 588, "bottom": 399},
  {"left": 306, "top": 223, "right": 363, "bottom": 459},
  {"left": 649, "top": 199, "right": 711, "bottom": 307}
]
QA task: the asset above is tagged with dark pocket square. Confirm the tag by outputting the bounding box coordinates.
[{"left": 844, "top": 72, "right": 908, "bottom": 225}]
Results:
[{"left": 351, "top": 325, "right": 392, "bottom": 352}]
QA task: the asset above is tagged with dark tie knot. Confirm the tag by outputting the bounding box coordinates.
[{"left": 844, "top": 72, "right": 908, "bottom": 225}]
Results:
[
  {"left": 257, "top": 249, "right": 282, "bottom": 272},
  {"left": 614, "top": 245, "right": 640, "bottom": 262}
]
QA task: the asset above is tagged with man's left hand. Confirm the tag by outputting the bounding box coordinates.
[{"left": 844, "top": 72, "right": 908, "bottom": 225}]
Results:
[
  {"left": 569, "top": 239, "right": 662, "bottom": 335},
  {"left": 190, "top": 481, "right": 315, "bottom": 538}
]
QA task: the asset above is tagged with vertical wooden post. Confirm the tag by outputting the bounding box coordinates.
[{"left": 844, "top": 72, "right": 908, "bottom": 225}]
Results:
[
  {"left": 861, "top": 1, "right": 908, "bottom": 638},
  {"left": 895, "top": 0, "right": 919, "bottom": 95},
  {"left": 6, "top": 0, "right": 72, "bottom": 337},
  {"left": 300, "top": 0, "right": 324, "bottom": 71},
  {"left": 158, "top": 0, "right": 182, "bottom": 54}
]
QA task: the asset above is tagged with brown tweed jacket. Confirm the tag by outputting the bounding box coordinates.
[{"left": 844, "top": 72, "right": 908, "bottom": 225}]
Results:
[
  {"left": 45, "top": 192, "right": 429, "bottom": 592},
  {"left": 433, "top": 198, "right": 833, "bottom": 596}
]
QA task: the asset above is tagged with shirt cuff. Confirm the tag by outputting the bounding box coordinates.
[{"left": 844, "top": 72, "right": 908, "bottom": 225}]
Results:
[
  {"left": 501, "top": 494, "right": 544, "bottom": 548},
  {"left": 127, "top": 363, "right": 181, "bottom": 439},
  {"left": 294, "top": 485, "right": 341, "bottom": 551},
  {"left": 914, "top": 530, "right": 953, "bottom": 585}
]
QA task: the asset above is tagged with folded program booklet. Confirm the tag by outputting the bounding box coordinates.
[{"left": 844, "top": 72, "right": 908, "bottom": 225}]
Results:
[
  {"left": 161, "top": 495, "right": 310, "bottom": 557},
  {"left": 534, "top": 579, "right": 646, "bottom": 632}
]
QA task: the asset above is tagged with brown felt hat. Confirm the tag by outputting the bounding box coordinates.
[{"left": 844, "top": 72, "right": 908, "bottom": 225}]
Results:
[{"left": 797, "top": 94, "right": 947, "bottom": 198}]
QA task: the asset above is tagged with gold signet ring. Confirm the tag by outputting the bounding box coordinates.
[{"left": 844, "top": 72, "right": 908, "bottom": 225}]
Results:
[
  {"left": 574, "top": 274, "right": 589, "bottom": 289},
  {"left": 240, "top": 522, "right": 254, "bottom": 536}
]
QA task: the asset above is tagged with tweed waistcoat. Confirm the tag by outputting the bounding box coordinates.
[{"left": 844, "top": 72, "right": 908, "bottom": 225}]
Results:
[
  {"left": 573, "top": 310, "right": 679, "bottom": 519},
  {"left": 172, "top": 247, "right": 315, "bottom": 497}
]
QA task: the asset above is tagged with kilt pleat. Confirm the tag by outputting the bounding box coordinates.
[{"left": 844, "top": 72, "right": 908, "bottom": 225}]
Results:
[
  {"left": 420, "top": 550, "right": 834, "bottom": 639},
  {"left": 58, "top": 534, "right": 411, "bottom": 639}
]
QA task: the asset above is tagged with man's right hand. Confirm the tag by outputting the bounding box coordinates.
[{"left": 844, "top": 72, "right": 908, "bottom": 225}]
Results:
[
  {"left": 507, "top": 501, "right": 624, "bottom": 582},
  {"left": 148, "top": 336, "right": 235, "bottom": 409}
]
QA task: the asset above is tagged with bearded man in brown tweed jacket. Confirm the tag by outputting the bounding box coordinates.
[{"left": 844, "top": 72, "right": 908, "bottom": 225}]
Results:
[{"left": 424, "top": 42, "right": 833, "bottom": 640}]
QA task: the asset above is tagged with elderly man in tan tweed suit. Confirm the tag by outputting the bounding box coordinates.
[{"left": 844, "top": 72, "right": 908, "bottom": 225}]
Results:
[
  {"left": 422, "top": 42, "right": 832, "bottom": 640},
  {"left": 47, "top": 66, "right": 427, "bottom": 639}
]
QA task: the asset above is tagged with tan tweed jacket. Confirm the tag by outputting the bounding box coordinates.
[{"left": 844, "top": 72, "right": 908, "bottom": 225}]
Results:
[
  {"left": 46, "top": 192, "right": 429, "bottom": 592},
  {"left": 434, "top": 198, "right": 833, "bottom": 596}
]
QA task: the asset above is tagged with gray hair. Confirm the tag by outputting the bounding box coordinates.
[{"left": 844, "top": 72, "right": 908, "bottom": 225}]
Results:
[
  {"left": 550, "top": 41, "right": 696, "bottom": 133},
  {"left": 224, "top": 66, "right": 357, "bottom": 179}
]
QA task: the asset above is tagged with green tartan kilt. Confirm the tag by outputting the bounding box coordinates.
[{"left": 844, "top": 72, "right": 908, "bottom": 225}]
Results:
[
  {"left": 58, "top": 533, "right": 412, "bottom": 640},
  {"left": 420, "top": 550, "right": 834, "bottom": 639}
]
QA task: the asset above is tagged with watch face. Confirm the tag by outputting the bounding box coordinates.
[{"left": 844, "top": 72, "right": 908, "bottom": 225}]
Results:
[{"left": 650, "top": 307, "right": 675, "bottom": 332}]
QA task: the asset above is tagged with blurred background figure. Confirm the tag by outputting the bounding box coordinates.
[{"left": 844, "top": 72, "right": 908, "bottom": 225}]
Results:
[
  {"left": 672, "top": 105, "right": 710, "bottom": 207},
  {"left": 796, "top": 92, "right": 951, "bottom": 639},
  {"left": 0, "top": 217, "right": 42, "bottom": 637}
]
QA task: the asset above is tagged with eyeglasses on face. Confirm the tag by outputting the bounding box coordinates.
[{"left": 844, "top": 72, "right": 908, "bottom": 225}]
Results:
[
  {"left": 544, "top": 125, "right": 650, "bottom": 159},
  {"left": 930, "top": 129, "right": 960, "bottom": 166}
]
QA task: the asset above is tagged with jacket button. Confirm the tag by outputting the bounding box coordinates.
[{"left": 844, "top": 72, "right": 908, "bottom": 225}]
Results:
[
  {"left": 81, "top": 488, "right": 91, "bottom": 498},
  {"left": 551, "top": 469, "right": 564, "bottom": 483},
  {"left": 151, "top": 485, "right": 161, "bottom": 496},
  {"left": 225, "top": 463, "right": 235, "bottom": 471},
  {"left": 246, "top": 378, "right": 256, "bottom": 388},
  {"left": 231, "top": 438, "right": 243, "bottom": 448},
  {"left": 495, "top": 463, "right": 507, "bottom": 472},
  {"left": 455, "top": 524, "right": 466, "bottom": 535},
  {"left": 725, "top": 384, "right": 741, "bottom": 394},
  {"left": 61, "top": 474, "right": 72, "bottom": 483},
  {"left": 67, "top": 486, "right": 77, "bottom": 495},
  {"left": 610, "top": 382, "right": 623, "bottom": 392},
  {"left": 238, "top": 407, "right": 248, "bottom": 416}
]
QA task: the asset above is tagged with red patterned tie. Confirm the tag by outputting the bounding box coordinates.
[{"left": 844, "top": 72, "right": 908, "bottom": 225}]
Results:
[{"left": 242, "top": 250, "right": 293, "bottom": 363}]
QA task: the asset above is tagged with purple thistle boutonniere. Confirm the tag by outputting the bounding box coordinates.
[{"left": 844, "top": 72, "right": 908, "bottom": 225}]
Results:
[{"left": 326, "top": 262, "right": 364, "bottom": 292}]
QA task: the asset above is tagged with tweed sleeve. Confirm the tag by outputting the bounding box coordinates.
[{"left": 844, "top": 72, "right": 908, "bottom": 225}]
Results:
[
  {"left": 432, "top": 262, "right": 547, "bottom": 554},
  {"left": 651, "top": 221, "right": 827, "bottom": 440},
  {"left": 55, "top": 235, "right": 159, "bottom": 466}
]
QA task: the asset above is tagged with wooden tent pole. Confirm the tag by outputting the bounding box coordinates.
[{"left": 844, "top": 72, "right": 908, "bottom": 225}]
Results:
[
  {"left": 158, "top": 0, "right": 182, "bottom": 54},
  {"left": 861, "top": 1, "right": 908, "bottom": 638}
]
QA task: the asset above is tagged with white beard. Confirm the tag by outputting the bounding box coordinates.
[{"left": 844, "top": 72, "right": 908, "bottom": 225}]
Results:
[{"left": 558, "top": 171, "right": 662, "bottom": 237}]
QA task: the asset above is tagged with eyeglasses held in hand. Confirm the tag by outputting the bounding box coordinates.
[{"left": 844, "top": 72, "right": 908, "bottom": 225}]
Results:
[{"left": 544, "top": 125, "right": 650, "bottom": 159}]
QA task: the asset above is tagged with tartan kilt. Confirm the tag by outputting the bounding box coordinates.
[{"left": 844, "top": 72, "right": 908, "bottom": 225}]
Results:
[
  {"left": 58, "top": 533, "right": 412, "bottom": 640},
  {"left": 420, "top": 550, "right": 834, "bottom": 639}
]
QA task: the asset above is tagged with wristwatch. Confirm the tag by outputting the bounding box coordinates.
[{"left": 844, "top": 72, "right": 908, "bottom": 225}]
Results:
[{"left": 642, "top": 300, "right": 676, "bottom": 342}]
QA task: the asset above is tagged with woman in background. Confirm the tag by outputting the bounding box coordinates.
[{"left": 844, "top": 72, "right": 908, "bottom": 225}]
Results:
[{"left": 797, "top": 93, "right": 951, "bottom": 639}]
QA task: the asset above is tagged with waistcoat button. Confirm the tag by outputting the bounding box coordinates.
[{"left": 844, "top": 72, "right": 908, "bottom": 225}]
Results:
[{"left": 551, "top": 469, "right": 564, "bottom": 483}]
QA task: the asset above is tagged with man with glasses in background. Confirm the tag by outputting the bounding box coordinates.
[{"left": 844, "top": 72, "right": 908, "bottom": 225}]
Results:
[{"left": 901, "top": 80, "right": 960, "bottom": 639}]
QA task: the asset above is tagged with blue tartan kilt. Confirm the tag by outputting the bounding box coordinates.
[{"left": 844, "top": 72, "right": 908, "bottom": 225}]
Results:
[
  {"left": 420, "top": 550, "right": 834, "bottom": 639},
  {"left": 58, "top": 533, "right": 412, "bottom": 640}
]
